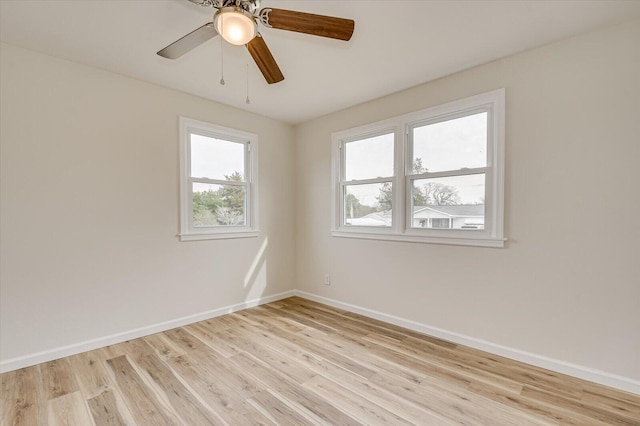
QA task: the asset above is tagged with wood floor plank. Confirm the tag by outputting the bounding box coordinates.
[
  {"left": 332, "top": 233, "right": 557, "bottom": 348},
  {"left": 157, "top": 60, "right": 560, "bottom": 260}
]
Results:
[
  {"left": 247, "top": 308, "right": 380, "bottom": 380},
  {"left": 362, "top": 332, "right": 524, "bottom": 393},
  {"left": 47, "top": 391, "right": 94, "bottom": 426},
  {"left": 215, "top": 318, "right": 317, "bottom": 384},
  {"left": 581, "top": 388, "right": 640, "bottom": 421},
  {"left": 105, "top": 355, "right": 180, "bottom": 425},
  {"left": 162, "top": 327, "right": 209, "bottom": 353},
  {"left": 67, "top": 352, "right": 115, "bottom": 399},
  {"left": 87, "top": 389, "right": 127, "bottom": 426},
  {"left": 303, "top": 375, "right": 414, "bottom": 425},
  {"left": 229, "top": 351, "right": 363, "bottom": 425},
  {"left": 104, "top": 339, "right": 156, "bottom": 365},
  {"left": 166, "top": 354, "right": 274, "bottom": 425},
  {"left": 370, "top": 369, "right": 543, "bottom": 426},
  {"left": 468, "top": 381, "right": 619, "bottom": 426},
  {"left": 1, "top": 367, "right": 46, "bottom": 425},
  {"left": 296, "top": 347, "right": 453, "bottom": 425},
  {"left": 3, "top": 296, "right": 639, "bottom": 425},
  {"left": 183, "top": 322, "right": 244, "bottom": 358},
  {"left": 165, "top": 327, "right": 277, "bottom": 406},
  {"left": 282, "top": 299, "right": 411, "bottom": 341},
  {"left": 246, "top": 389, "right": 317, "bottom": 426},
  {"left": 243, "top": 311, "right": 428, "bottom": 386},
  {"left": 243, "top": 305, "right": 308, "bottom": 333},
  {"left": 288, "top": 297, "right": 458, "bottom": 348},
  {"left": 143, "top": 333, "right": 187, "bottom": 360},
  {"left": 521, "top": 384, "right": 639, "bottom": 425},
  {"left": 40, "top": 359, "right": 78, "bottom": 400},
  {"left": 262, "top": 304, "right": 339, "bottom": 334},
  {"left": 136, "top": 353, "right": 226, "bottom": 425}
]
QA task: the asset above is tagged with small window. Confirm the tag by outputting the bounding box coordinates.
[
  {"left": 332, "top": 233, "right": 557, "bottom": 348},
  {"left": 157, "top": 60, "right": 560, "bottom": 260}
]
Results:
[
  {"left": 179, "top": 117, "right": 258, "bottom": 241},
  {"left": 331, "top": 89, "right": 505, "bottom": 247}
]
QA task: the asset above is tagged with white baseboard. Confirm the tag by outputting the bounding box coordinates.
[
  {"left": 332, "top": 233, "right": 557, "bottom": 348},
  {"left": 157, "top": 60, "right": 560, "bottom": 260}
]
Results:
[
  {"left": 0, "top": 290, "right": 295, "bottom": 373},
  {"left": 293, "top": 290, "right": 640, "bottom": 395}
]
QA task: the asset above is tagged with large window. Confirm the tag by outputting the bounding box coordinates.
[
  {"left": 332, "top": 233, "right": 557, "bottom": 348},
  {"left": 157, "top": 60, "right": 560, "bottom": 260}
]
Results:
[
  {"left": 179, "top": 117, "right": 258, "bottom": 241},
  {"left": 331, "top": 89, "right": 505, "bottom": 247}
]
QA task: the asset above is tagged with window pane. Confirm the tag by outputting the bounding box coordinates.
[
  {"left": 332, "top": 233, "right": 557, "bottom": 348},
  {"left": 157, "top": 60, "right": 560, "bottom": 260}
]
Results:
[
  {"left": 345, "top": 133, "right": 394, "bottom": 180},
  {"left": 344, "top": 183, "right": 392, "bottom": 227},
  {"left": 411, "top": 174, "right": 485, "bottom": 230},
  {"left": 412, "top": 112, "right": 487, "bottom": 173},
  {"left": 190, "top": 134, "right": 245, "bottom": 181},
  {"left": 192, "top": 182, "right": 245, "bottom": 227}
]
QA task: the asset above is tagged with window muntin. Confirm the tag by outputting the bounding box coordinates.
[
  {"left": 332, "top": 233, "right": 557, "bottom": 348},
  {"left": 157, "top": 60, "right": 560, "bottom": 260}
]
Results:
[
  {"left": 331, "top": 89, "right": 505, "bottom": 247},
  {"left": 179, "top": 117, "right": 258, "bottom": 241}
]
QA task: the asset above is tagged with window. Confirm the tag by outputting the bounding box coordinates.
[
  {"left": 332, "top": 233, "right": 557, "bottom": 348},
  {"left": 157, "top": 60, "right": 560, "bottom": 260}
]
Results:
[
  {"left": 331, "top": 89, "right": 505, "bottom": 247},
  {"left": 179, "top": 117, "right": 258, "bottom": 241}
]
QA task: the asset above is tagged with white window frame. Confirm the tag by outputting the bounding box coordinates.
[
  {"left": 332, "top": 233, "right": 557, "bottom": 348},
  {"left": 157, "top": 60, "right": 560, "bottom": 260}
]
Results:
[
  {"left": 179, "top": 117, "right": 259, "bottom": 241},
  {"left": 331, "top": 89, "right": 505, "bottom": 248}
]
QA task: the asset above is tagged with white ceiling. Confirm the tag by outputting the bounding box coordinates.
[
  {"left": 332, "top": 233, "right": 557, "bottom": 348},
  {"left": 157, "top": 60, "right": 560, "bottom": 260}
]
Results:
[{"left": 2, "top": 1, "right": 640, "bottom": 124}]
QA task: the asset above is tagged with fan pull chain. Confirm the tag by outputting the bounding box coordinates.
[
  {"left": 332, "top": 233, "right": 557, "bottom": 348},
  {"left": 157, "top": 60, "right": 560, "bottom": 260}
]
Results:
[
  {"left": 245, "top": 63, "right": 251, "bottom": 104},
  {"left": 219, "top": 19, "right": 225, "bottom": 85}
]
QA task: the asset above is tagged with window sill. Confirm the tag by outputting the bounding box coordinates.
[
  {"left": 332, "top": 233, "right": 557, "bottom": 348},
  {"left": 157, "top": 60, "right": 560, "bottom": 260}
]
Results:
[
  {"left": 179, "top": 230, "right": 259, "bottom": 241},
  {"left": 332, "top": 230, "right": 505, "bottom": 248}
]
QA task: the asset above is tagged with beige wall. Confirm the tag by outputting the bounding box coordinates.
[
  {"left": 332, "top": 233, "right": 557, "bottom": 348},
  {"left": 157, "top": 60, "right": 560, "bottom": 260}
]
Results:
[
  {"left": 294, "top": 20, "right": 640, "bottom": 381},
  {"left": 0, "top": 44, "right": 296, "bottom": 362}
]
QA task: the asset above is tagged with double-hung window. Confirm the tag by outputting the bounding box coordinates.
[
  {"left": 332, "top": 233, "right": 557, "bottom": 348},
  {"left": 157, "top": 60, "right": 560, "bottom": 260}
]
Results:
[
  {"left": 179, "top": 117, "right": 258, "bottom": 241},
  {"left": 332, "top": 89, "right": 505, "bottom": 247}
]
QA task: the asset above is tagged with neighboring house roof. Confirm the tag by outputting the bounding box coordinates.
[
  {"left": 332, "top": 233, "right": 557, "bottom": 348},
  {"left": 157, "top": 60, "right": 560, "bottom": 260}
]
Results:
[
  {"left": 413, "top": 204, "right": 484, "bottom": 218},
  {"left": 347, "top": 205, "right": 483, "bottom": 227},
  {"left": 346, "top": 210, "right": 391, "bottom": 226},
  {"left": 346, "top": 217, "right": 388, "bottom": 226}
]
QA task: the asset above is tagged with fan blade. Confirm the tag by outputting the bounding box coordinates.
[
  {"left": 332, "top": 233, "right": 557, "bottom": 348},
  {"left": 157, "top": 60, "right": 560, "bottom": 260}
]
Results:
[
  {"left": 260, "top": 8, "right": 354, "bottom": 41},
  {"left": 246, "top": 34, "right": 284, "bottom": 84},
  {"left": 157, "top": 23, "right": 218, "bottom": 59}
]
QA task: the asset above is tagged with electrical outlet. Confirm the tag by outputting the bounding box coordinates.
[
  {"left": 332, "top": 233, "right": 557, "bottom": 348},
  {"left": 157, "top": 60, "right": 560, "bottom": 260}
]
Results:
[{"left": 324, "top": 274, "right": 331, "bottom": 286}]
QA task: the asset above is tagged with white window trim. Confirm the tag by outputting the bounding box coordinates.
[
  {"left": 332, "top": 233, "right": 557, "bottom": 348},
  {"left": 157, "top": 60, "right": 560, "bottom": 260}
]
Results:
[
  {"left": 179, "top": 117, "right": 259, "bottom": 241},
  {"left": 331, "top": 89, "right": 506, "bottom": 248}
]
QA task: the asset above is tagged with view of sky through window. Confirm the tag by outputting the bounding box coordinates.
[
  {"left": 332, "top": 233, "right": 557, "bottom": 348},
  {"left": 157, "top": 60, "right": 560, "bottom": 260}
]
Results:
[
  {"left": 345, "top": 133, "right": 394, "bottom": 181},
  {"left": 412, "top": 112, "right": 487, "bottom": 173},
  {"left": 190, "top": 134, "right": 245, "bottom": 180}
]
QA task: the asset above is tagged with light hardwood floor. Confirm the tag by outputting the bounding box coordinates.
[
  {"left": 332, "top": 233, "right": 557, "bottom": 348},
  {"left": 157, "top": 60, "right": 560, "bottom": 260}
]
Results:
[{"left": 2, "top": 297, "right": 639, "bottom": 425}]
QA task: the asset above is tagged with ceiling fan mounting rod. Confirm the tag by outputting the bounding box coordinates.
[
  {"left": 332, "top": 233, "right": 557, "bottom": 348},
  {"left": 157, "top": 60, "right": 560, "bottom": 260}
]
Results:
[
  {"left": 188, "top": 0, "right": 216, "bottom": 7},
  {"left": 188, "top": 0, "right": 260, "bottom": 13}
]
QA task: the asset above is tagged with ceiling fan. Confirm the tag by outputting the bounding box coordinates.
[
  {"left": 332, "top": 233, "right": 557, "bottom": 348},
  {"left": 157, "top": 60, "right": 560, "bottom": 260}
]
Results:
[{"left": 157, "top": 0, "right": 355, "bottom": 84}]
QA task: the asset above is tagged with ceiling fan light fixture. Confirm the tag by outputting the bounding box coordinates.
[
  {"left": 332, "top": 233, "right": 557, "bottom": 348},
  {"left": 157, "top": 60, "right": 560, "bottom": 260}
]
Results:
[{"left": 214, "top": 7, "right": 257, "bottom": 46}]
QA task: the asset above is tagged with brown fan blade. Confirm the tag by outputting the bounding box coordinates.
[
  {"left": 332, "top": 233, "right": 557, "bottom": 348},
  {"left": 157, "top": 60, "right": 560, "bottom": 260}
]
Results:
[
  {"left": 260, "top": 8, "right": 354, "bottom": 41},
  {"left": 157, "top": 23, "right": 218, "bottom": 59},
  {"left": 246, "top": 34, "right": 284, "bottom": 84}
]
